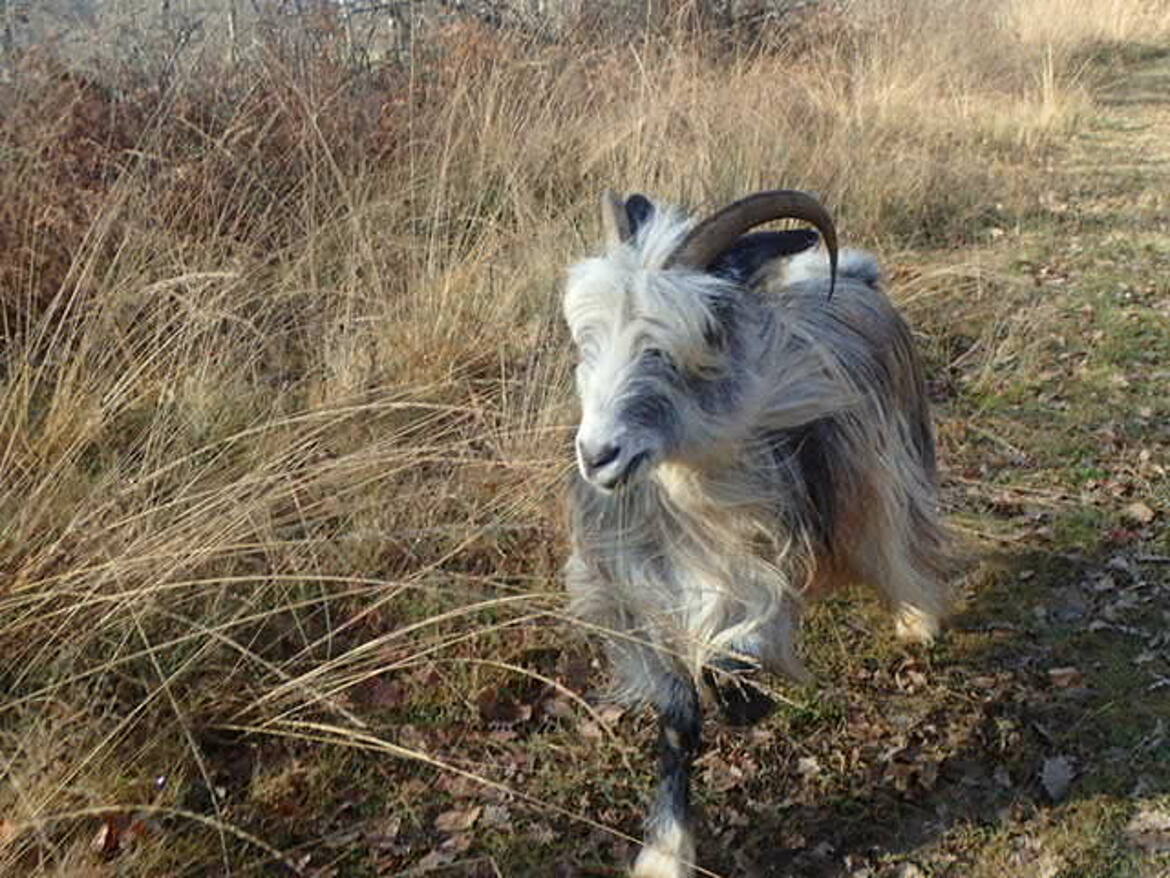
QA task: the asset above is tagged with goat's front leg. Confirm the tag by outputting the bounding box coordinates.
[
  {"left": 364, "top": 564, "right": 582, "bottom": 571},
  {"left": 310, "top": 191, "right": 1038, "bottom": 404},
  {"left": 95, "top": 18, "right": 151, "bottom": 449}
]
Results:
[{"left": 632, "top": 677, "right": 701, "bottom": 878}]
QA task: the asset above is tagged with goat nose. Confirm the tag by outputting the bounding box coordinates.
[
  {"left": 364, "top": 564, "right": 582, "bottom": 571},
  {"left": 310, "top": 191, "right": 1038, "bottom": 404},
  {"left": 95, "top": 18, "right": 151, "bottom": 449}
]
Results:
[{"left": 579, "top": 441, "right": 621, "bottom": 472}]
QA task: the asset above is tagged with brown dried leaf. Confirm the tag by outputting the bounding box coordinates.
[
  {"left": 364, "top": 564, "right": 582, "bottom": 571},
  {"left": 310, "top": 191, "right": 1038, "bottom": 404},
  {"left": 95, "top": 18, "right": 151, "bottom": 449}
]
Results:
[
  {"left": 415, "top": 848, "right": 455, "bottom": 872},
  {"left": 597, "top": 704, "right": 626, "bottom": 724},
  {"left": 437, "top": 774, "right": 479, "bottom": 799},
  {"left": 796, "top": 756, "right": 822, "bottom": 778},
  {"left": 918, "top": 760, "right": 940, "bottom": 791},
  {"left": 368, "top": 677, "right": 407, "bottom": 709},
  {"left": 1047, "top": 667, "right": 1084, "bottom": 688},
  {"left": 481, "top": 804, "right": 511, "bottom": 828},
  {"left": 441, "top": 832, "right": 473, "bottom": 854},
  {"left": 476, "top": 689, "right": 531, "bottom": 727},
  {"left": 1123, "top": 501, "right": 1156, "bottom": 524},
  {"left": 704, "top": 755, "right": 747, "bottom": 793},
  {"left": 542, "top": 696, "right": 574, "bottom": 720},
  {"left": 434, "top": 805, "right": 481, "bottom": 834},
  {"left": 578, "top": 720, "right": 603, "bottom": 740},
  {"left": 1124, "top": 808, "right": 1170, "bottom": 852},
  {"left": 365, "top": 815, "right": 401, "bottom": 849},
  {"left": 92, "top": 814, "right": 130, "bottom": 856}
]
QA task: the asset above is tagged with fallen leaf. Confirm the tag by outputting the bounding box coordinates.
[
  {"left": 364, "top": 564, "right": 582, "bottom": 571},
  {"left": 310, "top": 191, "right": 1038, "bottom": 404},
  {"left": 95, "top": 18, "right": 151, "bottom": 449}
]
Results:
[
  {"left": 918, "top": 760, "right": 940, "bottom": 790},
  {"left": 529, "top": 822, "right": 556, "bottom": 844},
  {"left": 704, "top": 755, "right": 747, "bottom": 792},
  {"left": 365, "top": 815, "right": 401, "bottom": 849},
  {"left": 1040, "top": 756, "right": 1074, "bottom": 802},
  {"left": 1124, "top": 808, "right": 1170, "bottom": 852},
  {"left": 542, "top": 696, "right": 574, "bottom": 719},
  {"left": 92, "top": 817, "right": 119, "bottom": 855},
  {"left": 414, "top": 848, "right": 455, "bottom": 872},
  {"left": 440, "top": 831, "right": 473, "bottom": 853},
  {"left": 481, "top": 804, "right": 511, "bottom": 828},
  {"left": 1047, "top": 667, "right": 1084, "bottom": 688},
  {"left": 367, "top": 677, "right": 407, "bottom": 709},
  {"left": 0, "top": 819, "right": 18, "bottom": 848},
  {"left": 92, "top": 813, "right": 150, "bottom": 856},
  {"left": 1090, "top": 574, "right": 1117, "bottom": 593},
  {"left": 476, "top": 688, "right": 531, "bottom": 727},
  {"left": 796, "top": 756, "right": 822, "bottom": 778},
  {"left": 90, "top": 812, "right": 149, "bottom": 857},
  {"left": 578, "top": 720, "right": 603, "bottom": 740},
  {"left": 436, "top": 774, "right": 479, "bottom": 799},
  {"left": 1123, "top": 501, "right": 1156, "bottom": 524},
  {"left": 434, "top": 805, "right": 481, "bottom": 834},
  {"left": 597, "top": 704, "right": 625, "bottom": 724},
  {"left": 1106, "top": 528, "right": 1141, "bottom": 545}
]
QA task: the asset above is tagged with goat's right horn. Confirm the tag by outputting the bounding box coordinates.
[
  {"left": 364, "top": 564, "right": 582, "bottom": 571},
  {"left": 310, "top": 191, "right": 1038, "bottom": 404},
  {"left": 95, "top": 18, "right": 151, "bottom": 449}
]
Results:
[{"left": 665, "top": 190, "right": 839, "bottom": 296}]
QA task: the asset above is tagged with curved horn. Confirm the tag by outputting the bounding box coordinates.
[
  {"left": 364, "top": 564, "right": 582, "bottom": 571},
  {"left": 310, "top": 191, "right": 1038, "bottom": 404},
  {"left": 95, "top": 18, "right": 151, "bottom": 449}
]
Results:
[
  {"left": 665, "top": 190, "right": 838, "bottom": 296},
  {"left": 600, "top": 189, "right": 632, "bottom": 247}
]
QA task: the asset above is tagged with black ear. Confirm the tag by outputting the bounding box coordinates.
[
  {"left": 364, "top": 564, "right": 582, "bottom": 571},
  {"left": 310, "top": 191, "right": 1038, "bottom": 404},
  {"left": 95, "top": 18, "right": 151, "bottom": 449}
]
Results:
[
  {"left": 708, "top": 229, "right": 819, "bottom": 285},
  {"left": 625, "top": 194, "right": 654, "bottom": 237}
]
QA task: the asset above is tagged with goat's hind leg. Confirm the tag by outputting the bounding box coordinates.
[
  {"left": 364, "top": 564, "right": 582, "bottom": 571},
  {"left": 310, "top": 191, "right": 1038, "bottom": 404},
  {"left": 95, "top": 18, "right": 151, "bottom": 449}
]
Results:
[
  {"left": 631, "top": 677, "right": 701, "bottom": 878},
  {"left": 859, "top": 510, "right": 949, "bottom": 646}
]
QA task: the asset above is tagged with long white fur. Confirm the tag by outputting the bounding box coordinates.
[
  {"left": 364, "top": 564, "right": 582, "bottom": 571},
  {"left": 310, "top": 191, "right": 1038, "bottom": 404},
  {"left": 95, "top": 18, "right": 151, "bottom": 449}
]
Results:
[
  {"left": 564, "top": 195, "right": 950, "bottom": 878},
  {"left": 631, "top": 817, "right": 695, "bottom": 878}
]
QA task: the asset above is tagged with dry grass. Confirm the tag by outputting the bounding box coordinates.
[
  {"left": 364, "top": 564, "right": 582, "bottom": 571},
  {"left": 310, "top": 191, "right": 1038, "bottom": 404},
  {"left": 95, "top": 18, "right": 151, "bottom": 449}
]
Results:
[{"left": 1, "top": 1, "right": 1168, "bottom": 874}]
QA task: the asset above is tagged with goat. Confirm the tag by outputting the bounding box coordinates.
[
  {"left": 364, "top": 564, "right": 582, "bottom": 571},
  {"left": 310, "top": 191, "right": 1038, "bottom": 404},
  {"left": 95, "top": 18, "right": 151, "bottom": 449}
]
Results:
[{"left": 562, "top": 190, "right": 950, "bottom": 878}]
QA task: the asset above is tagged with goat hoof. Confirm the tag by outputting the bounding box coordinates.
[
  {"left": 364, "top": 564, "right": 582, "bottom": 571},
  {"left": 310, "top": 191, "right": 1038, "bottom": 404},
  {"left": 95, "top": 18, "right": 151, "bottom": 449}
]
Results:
[
  {"left": 704, "top": 659, "right": 777, "bottom": 726},
  {"left": 711, "top": 677, "right": 776, "bottom": 726},
  {"left": 895, "top": 604, "right": 939, "bottom": 645},
  {"left": 631, "top": 819, "right": 695, "bottom": 878}
]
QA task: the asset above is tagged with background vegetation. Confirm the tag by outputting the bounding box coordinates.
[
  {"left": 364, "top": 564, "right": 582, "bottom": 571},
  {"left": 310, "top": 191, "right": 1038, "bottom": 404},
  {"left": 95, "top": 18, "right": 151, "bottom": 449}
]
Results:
[{"left": 1, "top": 0, "right": 1168, "bottom": 874}]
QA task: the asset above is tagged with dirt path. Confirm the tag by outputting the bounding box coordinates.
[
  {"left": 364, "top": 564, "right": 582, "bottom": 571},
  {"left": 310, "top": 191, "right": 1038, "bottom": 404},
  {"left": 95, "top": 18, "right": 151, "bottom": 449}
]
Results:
[
  {"left": 1066, "top": 50, "right": 1170, "bottom": 232},
  {"left": 697, "top": 50, "right": 1170, "bottom": 878}
]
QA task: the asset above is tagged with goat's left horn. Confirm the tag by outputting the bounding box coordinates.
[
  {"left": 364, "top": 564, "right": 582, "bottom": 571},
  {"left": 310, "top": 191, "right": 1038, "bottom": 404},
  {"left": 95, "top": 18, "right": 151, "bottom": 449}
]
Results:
[
  {"left": 665, "top": 190, "right": 838, "bottom": 295},
  {"left": 600, "top": 189, "right": 633, "bottom": 247}
]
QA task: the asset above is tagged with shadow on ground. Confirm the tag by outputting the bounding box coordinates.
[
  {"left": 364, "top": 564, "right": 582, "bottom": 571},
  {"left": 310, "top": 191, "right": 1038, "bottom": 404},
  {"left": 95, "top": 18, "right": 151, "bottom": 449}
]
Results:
[{"left": 693, "top": 537, "right": 1169, "bottom": 878}]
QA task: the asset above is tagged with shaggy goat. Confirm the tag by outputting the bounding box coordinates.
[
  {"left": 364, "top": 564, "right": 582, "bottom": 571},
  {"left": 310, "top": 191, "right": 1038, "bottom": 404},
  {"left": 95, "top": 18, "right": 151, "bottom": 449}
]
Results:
[{"left": 563, "top": 190, "right": 949, "bottom": 877}]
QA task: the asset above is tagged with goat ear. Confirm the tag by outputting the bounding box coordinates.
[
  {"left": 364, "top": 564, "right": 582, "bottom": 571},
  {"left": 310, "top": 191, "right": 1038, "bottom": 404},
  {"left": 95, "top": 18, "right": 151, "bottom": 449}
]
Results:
[
  {"left": 708, "top": 229, "right": 819, "bottom": 285},
  {"left": 625, "top": 194, "right": 654, "bottom": 237}
]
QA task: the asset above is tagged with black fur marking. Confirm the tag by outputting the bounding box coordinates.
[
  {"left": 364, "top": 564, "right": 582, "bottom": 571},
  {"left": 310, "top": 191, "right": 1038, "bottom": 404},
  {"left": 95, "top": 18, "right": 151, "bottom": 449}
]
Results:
[
  {"left": 709, "top": 230, "right": 820, "bottom": 286},
  {"left": 766, "top": 419, "right": 839, "bottom": 549},
  {"left": 703, "top": 657, "right": 777, "bottom": 727},
  {"left": 700, "top": 292, "right": 738, "bottom": 351},
  {"left": 649, "top": 678, "right": 701, "bottom": 835},
  {"left": 621, "top": 389, "right": 678, "bottom": 431},
  {"left": 625, "top": 194, "right": 655, "bottom": 237}
]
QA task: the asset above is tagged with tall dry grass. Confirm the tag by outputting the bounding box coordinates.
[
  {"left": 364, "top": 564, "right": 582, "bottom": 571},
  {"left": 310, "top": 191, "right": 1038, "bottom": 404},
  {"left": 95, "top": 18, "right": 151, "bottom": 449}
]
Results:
[{"left": 1, "top": 0, "right": 1167, "bottom": 872}]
